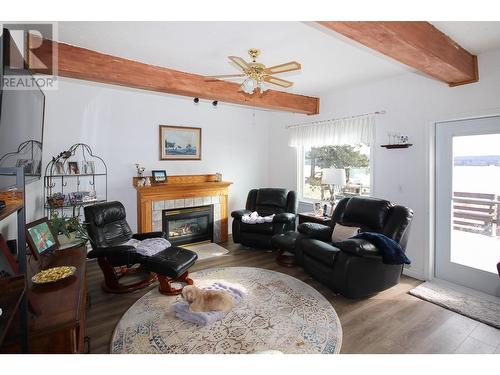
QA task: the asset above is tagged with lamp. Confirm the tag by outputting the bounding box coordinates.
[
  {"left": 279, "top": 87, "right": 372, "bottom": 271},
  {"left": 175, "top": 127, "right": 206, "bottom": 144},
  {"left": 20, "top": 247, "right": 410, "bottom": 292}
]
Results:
[{"left": 322, "top": 168, "right": 346, "bottom": 206}]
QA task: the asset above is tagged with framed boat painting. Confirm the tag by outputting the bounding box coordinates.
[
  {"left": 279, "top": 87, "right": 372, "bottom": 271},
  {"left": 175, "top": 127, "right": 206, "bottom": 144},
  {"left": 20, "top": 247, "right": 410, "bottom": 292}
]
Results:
[{"left": 159, "top": 125, "right": 202, "bottom": 160}]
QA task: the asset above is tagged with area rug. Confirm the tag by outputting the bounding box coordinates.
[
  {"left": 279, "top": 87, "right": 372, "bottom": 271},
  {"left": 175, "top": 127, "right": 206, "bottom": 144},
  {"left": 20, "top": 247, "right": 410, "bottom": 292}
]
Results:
[
  {"left": 181, "top": 242, "right": 229, "bottom": 261},
  {"left": 111, "top": 267, "right": 342, "bottom": 354},
  {"left": 409, "top": 281, "right": 500, "bottom": 329}
]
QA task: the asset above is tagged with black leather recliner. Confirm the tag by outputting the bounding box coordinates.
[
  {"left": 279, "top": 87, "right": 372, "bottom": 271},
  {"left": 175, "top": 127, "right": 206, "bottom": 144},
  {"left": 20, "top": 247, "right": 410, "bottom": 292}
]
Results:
[
  {"left": 84, "top": 201, "right": 198, "bottom": 295},
  {"left": 295, "top": 196, "right": 413, "bottom": 298},
  {"left": 231, "top": 188, "right": 298, "bottom": 249}
]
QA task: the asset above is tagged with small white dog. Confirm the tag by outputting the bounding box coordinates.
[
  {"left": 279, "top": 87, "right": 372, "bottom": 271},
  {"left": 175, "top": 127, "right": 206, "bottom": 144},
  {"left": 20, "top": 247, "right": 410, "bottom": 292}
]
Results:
[{"left": 181, "top": 285, "right": 235, "bottom": 312}]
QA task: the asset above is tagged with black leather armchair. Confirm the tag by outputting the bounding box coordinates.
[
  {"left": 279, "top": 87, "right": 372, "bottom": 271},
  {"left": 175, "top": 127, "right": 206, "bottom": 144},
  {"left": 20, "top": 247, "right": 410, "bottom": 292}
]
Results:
[
  {"left": 84, "top": 201, "right": 197, "bottom": 294},
  {"left": 231, "top": 188, "right": 298, "bottom": 249},
  {"left": 295, "top": 196, "right": 413, "bottom": 298}
]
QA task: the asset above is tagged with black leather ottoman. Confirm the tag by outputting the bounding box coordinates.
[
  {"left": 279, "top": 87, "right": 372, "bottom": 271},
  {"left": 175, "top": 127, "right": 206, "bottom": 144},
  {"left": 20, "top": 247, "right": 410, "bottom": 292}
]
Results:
[
  {"left": 144, "top": 246, "right": 198, "bottom": 295},
  {"left": 271, "top": 231, "right": 300, "bottom": 267}
]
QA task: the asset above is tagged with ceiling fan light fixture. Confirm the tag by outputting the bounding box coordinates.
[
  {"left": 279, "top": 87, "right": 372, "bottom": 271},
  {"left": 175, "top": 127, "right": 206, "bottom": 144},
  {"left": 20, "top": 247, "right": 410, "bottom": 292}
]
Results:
[
  {"left": 241, "top": 78, "right": 257, "bottom": 94},
  {"left": 210, "top": 48, "right": 301, "bottom": 93},
  {"left": 259, "top": 81, "right": 268, "bottom": 93}
]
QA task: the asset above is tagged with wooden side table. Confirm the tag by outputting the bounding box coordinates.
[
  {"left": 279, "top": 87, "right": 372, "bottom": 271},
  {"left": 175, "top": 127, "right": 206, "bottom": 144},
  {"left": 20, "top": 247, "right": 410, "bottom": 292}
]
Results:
[
  {"left": 298, "top": 212, "right": 332, "bottom": 226},
  {"left": 1, "top": 244, "right": 88, "bottom": 353},
  {"left": 0, "top": 276, "right": 26, "bottom": 348}
]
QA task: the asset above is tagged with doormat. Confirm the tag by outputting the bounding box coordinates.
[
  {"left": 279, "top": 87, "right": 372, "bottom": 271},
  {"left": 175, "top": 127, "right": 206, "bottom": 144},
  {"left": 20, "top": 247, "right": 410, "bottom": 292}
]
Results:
[{"left": 409, "top": 281, "right": 500, "bottom": 329}]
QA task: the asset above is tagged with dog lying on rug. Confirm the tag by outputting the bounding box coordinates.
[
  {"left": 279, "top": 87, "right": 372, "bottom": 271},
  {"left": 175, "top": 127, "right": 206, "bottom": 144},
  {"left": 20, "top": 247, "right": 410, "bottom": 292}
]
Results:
[
  {"left": 182, "top": 285, "right": 235, "bottom": 312},
  {"left": 175, "top": 282, "right": 245, "bottom": 325}
]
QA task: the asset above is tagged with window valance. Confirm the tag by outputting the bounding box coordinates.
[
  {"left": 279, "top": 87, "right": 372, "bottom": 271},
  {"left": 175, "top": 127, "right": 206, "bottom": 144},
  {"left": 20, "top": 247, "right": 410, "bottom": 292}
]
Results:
[{"left": 288, "top": 114, "right": 376, "bottom": 148}]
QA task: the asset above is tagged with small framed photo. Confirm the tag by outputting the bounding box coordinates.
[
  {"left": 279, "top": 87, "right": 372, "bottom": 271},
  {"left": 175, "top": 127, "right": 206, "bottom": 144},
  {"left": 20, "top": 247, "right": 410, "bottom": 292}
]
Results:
[
  {"left": 159, "top": 125, "right": 201, "bottom": 160},
  {"left": 67, "top": 161, "right": 80, "bottom": 175},
  {"left": 152, "top": 170, "right": 168, "bottom": 183},
  {"left": 82, "top": 161, "right": 95, "bottom": 174},
  {"left": 54, "top": 161, "right": 65, "bottom": 175},
  {"left": 26, "top": 218, "right": 59, "bottom": 260},
  {"left": 81, "top": 190, "right": 97, "bottom": 203},
  {"left": 70, "top": 191, "right": 84, "bottom": 204}
]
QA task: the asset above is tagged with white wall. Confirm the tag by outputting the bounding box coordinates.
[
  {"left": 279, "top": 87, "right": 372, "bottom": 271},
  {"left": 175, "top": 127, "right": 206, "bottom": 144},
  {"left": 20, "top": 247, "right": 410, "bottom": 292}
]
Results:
[
  {"left": 3, "top": 47, "right": 500, "bottom": 282},
  {"left": 267, "top": 48, "right": 500, "bottom": 280},
  {"left": 18, "top": 78, "right": 271, "bottom": 234}
]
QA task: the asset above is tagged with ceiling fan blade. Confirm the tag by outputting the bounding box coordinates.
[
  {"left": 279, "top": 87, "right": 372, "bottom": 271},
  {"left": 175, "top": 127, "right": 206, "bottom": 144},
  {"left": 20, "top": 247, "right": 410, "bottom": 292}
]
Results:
[
  {"left": 205, "top": 74, "right": 245, "bottom": 80},
  {"left": 264, "top": 61, "right": 301, "bottom": 74},
  {"left": 264, "top": 76, "right": 294, "bottom": 88},
  {"left": 228, "top": 56, "right": 251, "bottom": 72}
]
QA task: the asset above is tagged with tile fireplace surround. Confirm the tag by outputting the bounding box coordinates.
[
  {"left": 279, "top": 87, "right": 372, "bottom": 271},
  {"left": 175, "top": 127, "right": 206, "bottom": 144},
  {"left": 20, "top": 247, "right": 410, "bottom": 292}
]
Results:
[
  {"left": 133, "top": 174, "right": 232, "bottom": 243},
  {"left": 155, "top": 198, "right": 219, "bottom": 242}
]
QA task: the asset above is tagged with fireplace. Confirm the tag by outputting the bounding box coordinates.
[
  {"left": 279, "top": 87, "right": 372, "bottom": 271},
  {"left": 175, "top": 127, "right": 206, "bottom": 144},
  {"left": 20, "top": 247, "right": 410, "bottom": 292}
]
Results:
[{"left": 162, "top": 205, "right": 214, "bottom": 246}]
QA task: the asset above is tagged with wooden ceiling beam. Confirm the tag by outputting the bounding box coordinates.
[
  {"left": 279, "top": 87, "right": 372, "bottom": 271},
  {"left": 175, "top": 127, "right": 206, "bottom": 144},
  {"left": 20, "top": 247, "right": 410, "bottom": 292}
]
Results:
[
  {"left": 316, "top": 21, "right": 478, "bottom": 86},
  {"left": 30, "top": 36, "right": 319, "bottom": 115}
]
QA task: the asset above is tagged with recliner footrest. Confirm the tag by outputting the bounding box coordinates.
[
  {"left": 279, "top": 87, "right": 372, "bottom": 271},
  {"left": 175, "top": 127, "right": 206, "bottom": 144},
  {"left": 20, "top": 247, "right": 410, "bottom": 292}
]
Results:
[
  {"left": 144, "top": 246, "right": 198, "bottom": 278},
  {"left": 271, "top": 231, "right": 300, "bottom": 253}
]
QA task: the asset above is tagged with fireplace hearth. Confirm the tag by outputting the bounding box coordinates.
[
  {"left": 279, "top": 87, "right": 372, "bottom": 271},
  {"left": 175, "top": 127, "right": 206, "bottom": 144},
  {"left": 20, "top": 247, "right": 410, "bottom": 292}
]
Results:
[{"left": 162, "top": 205, "right": 214, "bottom": 246}]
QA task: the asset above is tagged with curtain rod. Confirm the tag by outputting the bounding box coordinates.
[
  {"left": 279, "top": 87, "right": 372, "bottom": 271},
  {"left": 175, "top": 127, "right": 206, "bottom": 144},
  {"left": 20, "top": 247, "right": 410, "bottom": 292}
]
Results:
[{"left": 286, "top": 110, "right": 386, "bottom": 129}]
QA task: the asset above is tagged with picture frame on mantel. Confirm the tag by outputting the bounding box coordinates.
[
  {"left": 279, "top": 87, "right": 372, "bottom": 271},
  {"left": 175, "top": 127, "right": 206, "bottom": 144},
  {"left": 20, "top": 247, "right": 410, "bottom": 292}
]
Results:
[
  {"left": 151, "top": 170, "right": 168, "bottom": 183},
  {"left": 159, "top": 125, "right": 202, "bottom": 160}
]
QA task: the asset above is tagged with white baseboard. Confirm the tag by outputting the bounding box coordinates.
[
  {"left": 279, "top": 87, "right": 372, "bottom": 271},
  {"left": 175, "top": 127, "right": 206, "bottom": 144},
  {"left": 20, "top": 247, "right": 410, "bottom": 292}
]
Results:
[{"left": 403, "top": 267, "right": 426, "bottom": 281}]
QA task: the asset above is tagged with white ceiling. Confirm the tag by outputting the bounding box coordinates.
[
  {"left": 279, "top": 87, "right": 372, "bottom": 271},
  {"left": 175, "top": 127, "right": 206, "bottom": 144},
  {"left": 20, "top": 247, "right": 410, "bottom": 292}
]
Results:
[
  {"left": 56, "top": 21, "right": 500, "bottom": 96},
  {"left": 431, "top": 21, "right": 500, "bottom": 54}
]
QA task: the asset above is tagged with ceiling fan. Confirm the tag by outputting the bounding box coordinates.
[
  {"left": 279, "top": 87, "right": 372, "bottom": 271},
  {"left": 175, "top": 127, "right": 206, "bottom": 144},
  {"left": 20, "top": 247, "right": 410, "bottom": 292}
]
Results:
[{"left": 206, "top": 48, "right": 301, "bottom": 94}]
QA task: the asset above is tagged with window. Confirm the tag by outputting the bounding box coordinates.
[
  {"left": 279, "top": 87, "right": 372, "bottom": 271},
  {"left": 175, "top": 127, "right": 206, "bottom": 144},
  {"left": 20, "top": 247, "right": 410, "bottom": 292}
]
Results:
[{"left": 299, "top": 144, "right": 371, "bottom": 201}]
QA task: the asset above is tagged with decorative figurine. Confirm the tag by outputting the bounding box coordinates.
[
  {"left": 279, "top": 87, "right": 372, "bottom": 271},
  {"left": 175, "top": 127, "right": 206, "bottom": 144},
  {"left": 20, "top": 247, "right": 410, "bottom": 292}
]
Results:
[
  {"left": 135, "top": 163, "right": 145, "bottom": 177},
  {"left": 145, "top": 177, "right": 151, "bottom": 186}
]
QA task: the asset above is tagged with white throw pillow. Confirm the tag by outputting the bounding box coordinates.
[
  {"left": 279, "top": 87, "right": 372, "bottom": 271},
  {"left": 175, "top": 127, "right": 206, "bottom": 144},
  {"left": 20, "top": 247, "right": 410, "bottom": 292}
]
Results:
[{"left": 332, "top": 224, "right": 360, "bottom": 243}]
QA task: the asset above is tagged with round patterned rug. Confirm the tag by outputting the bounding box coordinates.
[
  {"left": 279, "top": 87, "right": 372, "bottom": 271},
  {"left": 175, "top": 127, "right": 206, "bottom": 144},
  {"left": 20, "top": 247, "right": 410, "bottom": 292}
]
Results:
[{"left": 111, "top": 267, "right": 342, "bottom": 354}]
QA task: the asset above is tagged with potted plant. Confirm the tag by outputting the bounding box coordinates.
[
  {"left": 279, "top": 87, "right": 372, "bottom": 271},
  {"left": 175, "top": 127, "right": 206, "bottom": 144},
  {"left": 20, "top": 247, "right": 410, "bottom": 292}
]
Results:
[{"left": 50, "top": 212, "right": 90, "bottom": 247}]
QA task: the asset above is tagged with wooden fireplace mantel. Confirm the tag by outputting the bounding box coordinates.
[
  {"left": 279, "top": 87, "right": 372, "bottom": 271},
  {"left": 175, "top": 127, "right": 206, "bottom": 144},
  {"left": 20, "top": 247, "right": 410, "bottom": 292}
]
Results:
[{"left": 133, "top": 174, "right": 232, "bottom": 242}]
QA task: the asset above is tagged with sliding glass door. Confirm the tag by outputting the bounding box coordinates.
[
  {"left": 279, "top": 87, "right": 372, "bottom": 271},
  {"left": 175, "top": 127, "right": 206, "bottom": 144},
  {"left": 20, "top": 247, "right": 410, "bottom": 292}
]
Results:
[{"left": 436, "top": 116, "right": 500, "bottom": 297}]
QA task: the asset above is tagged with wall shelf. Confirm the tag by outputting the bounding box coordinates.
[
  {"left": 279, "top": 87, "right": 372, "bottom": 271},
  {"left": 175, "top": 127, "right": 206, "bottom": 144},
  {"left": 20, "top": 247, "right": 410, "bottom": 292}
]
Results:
[
  {"left": 380, "top": 144, "right": 413, "bottom": 149},
  {"left": 44, "top": 143, "right": 107, "bottom": 220},
  {"left": 44, "top": 199, "right": 107, "bottom": 210}
]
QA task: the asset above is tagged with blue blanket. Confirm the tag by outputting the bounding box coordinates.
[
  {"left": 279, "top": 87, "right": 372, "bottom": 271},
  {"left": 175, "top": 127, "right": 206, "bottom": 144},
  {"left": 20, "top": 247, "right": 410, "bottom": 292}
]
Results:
[{"left": 351, "top": 232, "right": 411, "bottom": 265}]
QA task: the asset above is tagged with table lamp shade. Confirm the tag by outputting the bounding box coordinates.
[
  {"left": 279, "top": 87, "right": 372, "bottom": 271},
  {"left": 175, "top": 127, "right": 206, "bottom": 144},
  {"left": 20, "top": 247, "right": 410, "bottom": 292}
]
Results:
[{"left": 322, "top": 168, "right": 346, "bottom": 186}]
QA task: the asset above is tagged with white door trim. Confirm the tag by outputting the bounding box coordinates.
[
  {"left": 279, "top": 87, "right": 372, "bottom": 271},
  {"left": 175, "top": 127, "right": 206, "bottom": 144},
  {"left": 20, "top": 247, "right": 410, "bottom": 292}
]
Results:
[
  {"left": 434, "top": 115, "right": 500, "bottom": 296},
  {"left": 424, "top": 107, "right": 500, "bottom": 282}
]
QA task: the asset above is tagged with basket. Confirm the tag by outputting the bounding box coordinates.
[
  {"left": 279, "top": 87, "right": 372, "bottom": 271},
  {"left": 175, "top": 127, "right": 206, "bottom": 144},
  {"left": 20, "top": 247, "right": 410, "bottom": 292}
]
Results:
[{"left": 47, "top": 195, "right": 65, "bottom": 208}]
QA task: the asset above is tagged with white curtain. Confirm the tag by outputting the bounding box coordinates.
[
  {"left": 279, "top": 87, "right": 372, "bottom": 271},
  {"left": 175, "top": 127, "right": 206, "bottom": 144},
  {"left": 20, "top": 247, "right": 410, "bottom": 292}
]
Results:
[{"left": 288, "top": 114, "right": 375, "bottom": 148}]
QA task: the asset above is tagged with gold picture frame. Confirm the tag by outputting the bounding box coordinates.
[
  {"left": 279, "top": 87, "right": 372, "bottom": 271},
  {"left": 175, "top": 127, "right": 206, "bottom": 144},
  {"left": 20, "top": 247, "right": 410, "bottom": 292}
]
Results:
[{"left": 159, "top": 125, "right": 202, "bottom": 160}]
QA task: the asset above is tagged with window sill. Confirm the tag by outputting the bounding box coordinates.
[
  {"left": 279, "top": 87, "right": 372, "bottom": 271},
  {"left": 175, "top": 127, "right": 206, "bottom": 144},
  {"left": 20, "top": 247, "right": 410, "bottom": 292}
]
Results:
[{"left": 299, "top": 198, "right": 323, "bottom": 204}]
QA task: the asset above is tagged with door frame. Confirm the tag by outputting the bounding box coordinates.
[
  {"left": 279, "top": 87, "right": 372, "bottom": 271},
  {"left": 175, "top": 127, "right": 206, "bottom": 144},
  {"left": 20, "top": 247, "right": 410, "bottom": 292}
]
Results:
[
  {"left": 424, "top": 108, "right": 500, "bottom": 283},
  {"left": 435, "top": 115, "right": 500, "bottom": 296}
]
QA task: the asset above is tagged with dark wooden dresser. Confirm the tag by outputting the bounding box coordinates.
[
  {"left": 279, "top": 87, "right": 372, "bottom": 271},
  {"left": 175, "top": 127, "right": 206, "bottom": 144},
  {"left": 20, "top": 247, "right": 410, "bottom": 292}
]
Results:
[{"left": 2, "top": 245, "right": 88, "bottom": 353}]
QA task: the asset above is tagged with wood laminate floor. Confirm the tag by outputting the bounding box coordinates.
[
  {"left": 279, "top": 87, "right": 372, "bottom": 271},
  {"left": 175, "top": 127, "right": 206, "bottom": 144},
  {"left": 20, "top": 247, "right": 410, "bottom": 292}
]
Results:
[{"left": 86, "top": 238, "right": 500, "bottom": 354}]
